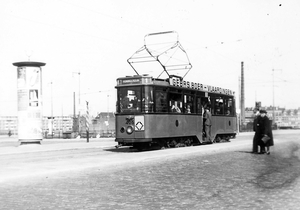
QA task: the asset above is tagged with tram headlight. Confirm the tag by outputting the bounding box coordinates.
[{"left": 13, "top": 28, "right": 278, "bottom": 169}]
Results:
[
  {"left": 120, "top": 127, "right": 125, "bottom": 133},
  {"left": 126, "top": 126, "right": 134, "bottom": 135}
]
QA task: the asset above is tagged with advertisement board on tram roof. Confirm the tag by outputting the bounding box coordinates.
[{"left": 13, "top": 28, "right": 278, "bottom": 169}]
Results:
[{"left": 117, "top": 75, "right": 235, "bottom": 96}]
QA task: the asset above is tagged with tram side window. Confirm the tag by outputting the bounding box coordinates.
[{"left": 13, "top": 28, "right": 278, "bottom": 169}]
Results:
[
  {"left": 196, "top": 97, "right": 202, "bottom": 114},
  {"left": 213, "top": 97, "right": 224, "bottom": 115},
  {"left": 224, "top": 97, "right": 233, "bottom": 116},
  {"left": 118, "top": 87, "right": 141, "bottom": 113},
  {"left": 184, "top": 94, "right": 195, "bottom": 114},
  {"left": 155, "top": 89, "right": 167, "bottom": 113},
  {"left": 142, "top": 86, "right": 154, "bottom": 113},
  {"left": 169, "top": 92, "right": 182, "bottom": 113}
]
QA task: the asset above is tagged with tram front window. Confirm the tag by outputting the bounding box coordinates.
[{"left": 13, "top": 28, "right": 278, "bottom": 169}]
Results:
[{"left": 118, "top": 87, "right": 141, "bottom": 113}]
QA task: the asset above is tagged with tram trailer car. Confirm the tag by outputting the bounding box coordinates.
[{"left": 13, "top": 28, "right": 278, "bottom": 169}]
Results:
[{"left": 115, "top": 74, "right": 237, "bottom": 149}]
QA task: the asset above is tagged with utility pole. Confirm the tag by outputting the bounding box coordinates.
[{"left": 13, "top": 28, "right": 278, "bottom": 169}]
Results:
[
  {"left": 73, "top": 92, "right": 77, "bottom": 133},
  {"left": 72, "top": 71, "right": 81, "bottom": 135},
  {"left": 51, "top": 81, "right": 53, "bottom": 138},
  {"left": 72, "top": 71, "right": 81, "bottom": 109},
  {"left": 272, "top": 69, "right": 282, "bottom": 126},
  {"left": 107, "top": 95, "right": 110, "bottom": 135}
]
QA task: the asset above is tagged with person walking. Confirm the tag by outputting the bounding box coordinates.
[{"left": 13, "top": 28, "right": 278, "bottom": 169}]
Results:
[
  {"left": 8, "top": 130, "right": 12, "bottom": 137},
  {"left": 252, "top": 108, "right": 260, "bottom": 153},
  {"left": 203, "top": 104, "right": 212, "bottom": 143},
  {"left": 256, "top": 110, "right": 274, "bottom": 154}
]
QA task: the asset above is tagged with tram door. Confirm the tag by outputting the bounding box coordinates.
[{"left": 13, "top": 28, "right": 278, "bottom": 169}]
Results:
[{"left": 200, "top": 95, "right": 210, "bottom": 140}]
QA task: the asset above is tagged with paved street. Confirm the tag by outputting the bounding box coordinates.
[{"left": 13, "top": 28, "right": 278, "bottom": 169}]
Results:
[{"left": 0, "top": 130, "right": 300, "bottom": 210}]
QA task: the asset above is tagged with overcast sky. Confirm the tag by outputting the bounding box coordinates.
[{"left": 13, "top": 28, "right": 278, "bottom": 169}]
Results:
[{"left": 1, "top": 0, "right": 300, "bottom": 117}]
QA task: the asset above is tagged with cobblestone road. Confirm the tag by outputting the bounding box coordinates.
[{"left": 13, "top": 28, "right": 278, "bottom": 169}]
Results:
[{"left": 1, "top": 131, "right": 300, "bottom": 210}]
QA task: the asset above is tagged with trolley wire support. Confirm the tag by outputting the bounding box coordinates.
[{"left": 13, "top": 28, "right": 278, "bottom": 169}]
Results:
[{"left": 127, "top": 31, "right": 192, "bottom": 79}]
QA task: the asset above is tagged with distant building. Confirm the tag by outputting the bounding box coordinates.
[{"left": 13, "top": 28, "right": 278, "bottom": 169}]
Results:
[
  {"left": 46, "top": 112, "right": 116, "bottom": 138},
  {"left": 0, "top": 112, "right": 116, "bottom": 137},
  {"left": 42, "top": 116, "right": 74, "bottom": 138},
  {"left": 89, "top": 112, "right": 115, "bottom": 137},
  {"left": 0, "top": 116, "right": 17, "bottom": 135}
]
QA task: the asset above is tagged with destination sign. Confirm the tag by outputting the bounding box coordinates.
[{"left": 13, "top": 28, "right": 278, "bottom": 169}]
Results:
[
  {"left": 169, "top": 76, "right": 235, "bottom": 96},
  {"left": 118, "top": 78, "right": 142, "bottom": 85}
]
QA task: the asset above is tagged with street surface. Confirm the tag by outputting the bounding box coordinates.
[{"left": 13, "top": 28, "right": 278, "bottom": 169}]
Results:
[{"left": 0, "top": 130, "right": 300, "bottom": 210}]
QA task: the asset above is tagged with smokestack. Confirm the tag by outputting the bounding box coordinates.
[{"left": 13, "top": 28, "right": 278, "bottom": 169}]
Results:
[{"left": 241, "top": 62, "right": 245, "bottom": 124}]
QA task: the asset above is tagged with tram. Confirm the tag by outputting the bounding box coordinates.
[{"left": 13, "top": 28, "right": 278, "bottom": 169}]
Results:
[
  {"left": 115, "top": 74, "right": 237, "bottom": 148},
  {"left": 115, "top": 31, "right": 237, "bottom": 149}
]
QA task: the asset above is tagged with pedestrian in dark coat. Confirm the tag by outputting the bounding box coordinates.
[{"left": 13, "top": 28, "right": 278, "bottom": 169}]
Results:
[
  {"left": 203, "top": 104, "right": 212, "bottom": 143},
  {"left": 252, "top": 108, "right": 260, "bottom": 153},
  {"left": 256, "top": 110, "right": 274, "bottom": 155}
]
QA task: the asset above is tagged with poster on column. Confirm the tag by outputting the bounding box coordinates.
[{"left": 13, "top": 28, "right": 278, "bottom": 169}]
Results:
[{"left": 17, "top": 66, "right": 43, "bottom": 140}]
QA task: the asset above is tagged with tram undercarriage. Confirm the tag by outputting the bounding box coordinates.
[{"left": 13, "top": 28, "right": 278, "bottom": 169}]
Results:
[{"left": 116, "top": 133, "right": 236, "bottom": 150}]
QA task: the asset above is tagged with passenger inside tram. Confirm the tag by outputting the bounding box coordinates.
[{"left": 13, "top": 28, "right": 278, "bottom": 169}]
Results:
[
  {"left": 171, "top": 101, "right": 181, "bottom": 113},
  {"left": 226, "top": 110, "right": 231, "bottom": 115},
  {"left": 185, "top": 105, "right": 191, "bottom": 113},
  {"left": 155, "top": 92, "right": 167, "bottom": 112},
  {"left": 218, "top": 102, "right": 224, "bottom": 114}
]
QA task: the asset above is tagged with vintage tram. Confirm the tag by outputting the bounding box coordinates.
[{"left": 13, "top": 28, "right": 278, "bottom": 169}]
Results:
[
  {"left": 115, "top": 74, "right": 237, "bottom": 149},
  {"left": 115, "top": 31, "right": 237, "bottom": 149}
]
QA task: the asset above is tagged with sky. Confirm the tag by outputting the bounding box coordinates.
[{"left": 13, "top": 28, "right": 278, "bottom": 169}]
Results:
[{"left": 1, "top": 0, "right": 300, "bottom": 117}]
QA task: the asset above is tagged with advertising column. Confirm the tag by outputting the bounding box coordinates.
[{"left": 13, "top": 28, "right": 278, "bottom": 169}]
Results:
[{"left": 13, "top": 61, "right": 46, "bottom": 144}]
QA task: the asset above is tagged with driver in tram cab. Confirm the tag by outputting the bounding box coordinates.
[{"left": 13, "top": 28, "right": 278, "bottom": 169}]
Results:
[
  {"left": 131, "top": 96, "right": 139, "bottom": 110},
  {"left": 218, "top": 102, "right": 224, "bottom": 115}
]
